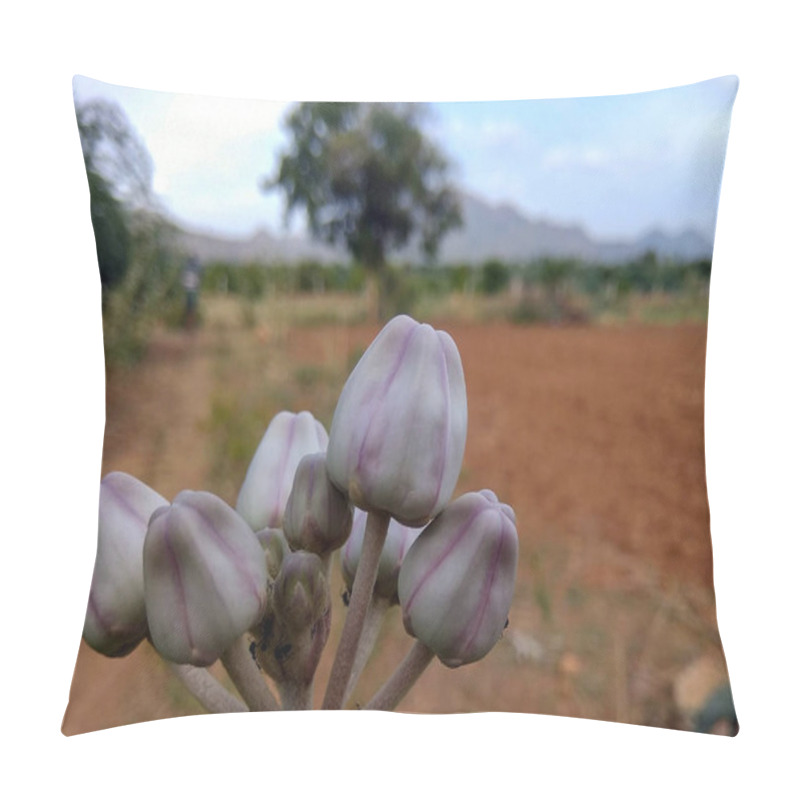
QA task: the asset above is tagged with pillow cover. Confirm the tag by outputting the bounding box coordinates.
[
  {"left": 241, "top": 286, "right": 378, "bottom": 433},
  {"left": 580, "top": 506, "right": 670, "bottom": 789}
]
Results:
[{"left": 63, "top": 75, "right": 738, "bottom": 735}]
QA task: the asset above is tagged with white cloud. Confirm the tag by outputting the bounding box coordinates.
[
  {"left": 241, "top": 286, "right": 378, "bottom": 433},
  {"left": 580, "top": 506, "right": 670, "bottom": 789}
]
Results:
[{"left": 147, "top": 94, "right": 289, "bottom": 175}]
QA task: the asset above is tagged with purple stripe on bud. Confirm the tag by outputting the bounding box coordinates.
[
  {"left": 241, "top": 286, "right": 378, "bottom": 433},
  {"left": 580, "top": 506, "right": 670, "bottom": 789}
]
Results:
[
  {"left": 83, "top": 472, "right": 168, "bottom": 658},
  {"left": 283, "top": 452, "right": 353, "bottom": 556},
  {"left": 144, "top": 490, "right": 268, "bottom": 667},
  {"left": 236, "top": 411, "right": 328, "bottom": 531},
  {"left": 398, "top": 490, "right": 518, "bottom": 668},
  {"left": 327, "top": 315, "right": 467, "bottom": 527}
]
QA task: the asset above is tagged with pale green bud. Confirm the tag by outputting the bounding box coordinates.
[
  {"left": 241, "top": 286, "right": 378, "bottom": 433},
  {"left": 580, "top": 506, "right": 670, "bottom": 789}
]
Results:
[
  {"left": 326, "top": 315, "right": 467, "bottom": 527},
  {"left": 236, "top": 411, "right": 328, "bottom": 531},
  {"left": 272, "top": 550, "right": 330, "bottom": 634},
  {"left": 255, "top": 527, "right": 289, "bottom": 582},
  {"left": 283, "top": 452, "right": 353, "bottom": 556},
  {"left": 398, "top": 490, "right": 518, "bottom": 668},
  {"left": 143, "top": 490, "right": 268, "bottom": 667},
  {"left": 83, "top": 472, "right": 168, "bottom": 658},
  {"left": 341, "top": 508, "right": 423, "bottom": 604},
  {"left": 251, "top": 550, "right": 331, "bottom": 687}
]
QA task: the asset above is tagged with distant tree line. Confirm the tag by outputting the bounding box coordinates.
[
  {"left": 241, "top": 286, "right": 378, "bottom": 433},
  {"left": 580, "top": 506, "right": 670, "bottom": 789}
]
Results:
[
  {"left": 200, "top": 252, "right": 711, "bottom": 298},
  {"left": 201, "top": 260, "right": 368, "bottom": 297}
]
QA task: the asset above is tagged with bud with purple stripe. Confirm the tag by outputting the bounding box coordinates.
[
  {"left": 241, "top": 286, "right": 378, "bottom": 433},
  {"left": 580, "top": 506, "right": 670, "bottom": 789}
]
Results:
[{"left": 398, "top": 490, "right": 518, "bottom": 668}]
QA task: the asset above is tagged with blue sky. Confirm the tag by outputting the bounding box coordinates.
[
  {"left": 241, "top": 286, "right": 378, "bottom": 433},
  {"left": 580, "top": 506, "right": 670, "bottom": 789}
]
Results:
[{"left": 73, "top": 75, "right": 737, "bottom": 243}]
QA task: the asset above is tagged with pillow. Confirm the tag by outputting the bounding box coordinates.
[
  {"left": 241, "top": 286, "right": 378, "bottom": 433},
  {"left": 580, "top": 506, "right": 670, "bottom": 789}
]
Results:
[{"left": 63, "top": 75, "right": 738, "bottom": 735}]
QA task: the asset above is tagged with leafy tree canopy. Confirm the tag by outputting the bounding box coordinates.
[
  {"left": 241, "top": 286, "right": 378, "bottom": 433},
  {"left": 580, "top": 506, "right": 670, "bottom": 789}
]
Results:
[
  {"left": 77, "top": 99, "right": 153, "bottom": 209},
  {"left": 75, "top": 98, "right": 154, "bottom": 289},
  {"left": 265, "top": 103, "right": 462, "bottom": 270}
]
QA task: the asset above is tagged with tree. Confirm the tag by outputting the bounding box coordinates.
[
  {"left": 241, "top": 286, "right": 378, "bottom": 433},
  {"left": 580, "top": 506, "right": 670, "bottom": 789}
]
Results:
[
  {"left": 75, "top": 98, "right": 154, "bottom": 290},
  {"left": 264, "top": 102, "right": 461, "bottom": 317},
  {"left": 77, "top": 99, "right": 153, "bottom": 209},
  {"left": 85, "top": 165, "right": 130, "bottom": 289},
  {"left": 75, "top": 98, "right": 182, "bottom": 364}
]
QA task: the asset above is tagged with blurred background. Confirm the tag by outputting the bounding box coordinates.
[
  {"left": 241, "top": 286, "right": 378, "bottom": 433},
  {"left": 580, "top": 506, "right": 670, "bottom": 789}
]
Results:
[{"left": 63, "top": 76, "right": 738, "bottom": 735}]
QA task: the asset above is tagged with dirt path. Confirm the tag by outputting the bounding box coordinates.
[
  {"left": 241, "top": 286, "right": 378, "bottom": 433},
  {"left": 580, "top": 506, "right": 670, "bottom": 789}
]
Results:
[{"left": 100, "top": 328, "right": 214, "bottom": 496}]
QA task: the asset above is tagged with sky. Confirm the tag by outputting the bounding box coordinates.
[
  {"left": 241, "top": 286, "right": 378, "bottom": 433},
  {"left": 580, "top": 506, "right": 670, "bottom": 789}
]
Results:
[{"left": 72, "top": 74, "right": 738, "bottom": 243}]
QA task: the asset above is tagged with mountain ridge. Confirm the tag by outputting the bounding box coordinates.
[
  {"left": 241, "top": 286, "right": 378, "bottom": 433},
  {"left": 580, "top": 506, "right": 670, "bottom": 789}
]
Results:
[{"left": 174, "top": 192, "right": 713, "bottom": 266}]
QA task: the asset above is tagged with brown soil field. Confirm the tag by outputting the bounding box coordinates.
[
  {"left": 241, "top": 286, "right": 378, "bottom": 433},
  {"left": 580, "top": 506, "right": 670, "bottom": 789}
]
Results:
[{"left": 62, "top": 305, "right": 732, "bottom": 735}]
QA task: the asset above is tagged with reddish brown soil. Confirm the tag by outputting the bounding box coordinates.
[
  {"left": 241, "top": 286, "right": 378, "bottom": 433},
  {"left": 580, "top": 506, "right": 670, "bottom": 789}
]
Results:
[
  {"left": 455, "top": 322, "right": 714, "bottom": 588},
  {"left": 62, "top": 318, "right": 729, "bottom": 735}
]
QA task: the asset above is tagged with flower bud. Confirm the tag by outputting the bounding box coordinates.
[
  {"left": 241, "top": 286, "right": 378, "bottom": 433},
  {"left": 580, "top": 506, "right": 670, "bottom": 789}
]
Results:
[
  {"left": 283, "top": 453, "right": 353, "bottom": 556},
  {"left": 143, "top": 490, "right": 268, "bottom": 667},
  {"left": 326, "top": 315, "right": 468, "bottom": 527},
  {"left": 255, "top": 527, "right": 290, "bottom": 582},
  {"left": 273, "top": 550, "right": 330, "bottom": 633},
  {"left": 83, "top": 472, "right": 168, "bottom": 658},
  {"left": 252, "top": 550, "right": 332, "bottom": 689},
  {"left": 236, "top": 410, "right": 328, "bottom": 531},
  {"left": 341, "top": 508, "right": 423, "bottom": 604},
  {"left": 398, "top": 490, "right": 518, "bottom": 668}
]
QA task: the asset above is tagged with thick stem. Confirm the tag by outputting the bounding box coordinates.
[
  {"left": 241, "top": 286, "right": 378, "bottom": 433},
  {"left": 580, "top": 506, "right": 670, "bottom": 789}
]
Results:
[
  {"left": 278, "top": 681, "right": 313, "bottom": 711},
  {"left": 221, "top": 634, "right": 280, "bottom": 712},
  {"left": 167, "top": 662, "right": 248, "bottom": 714},
  {"left": 323, "top": 510, "right": 390, "bottom": 709},
  {"left": 344, "top": 595, "right": 391, "bottom": 706},
  {"left": 321, "top": 551, "right": 333, "bottom": 579},
  {"left": 364, "top": 640, "right": 435, "bottom": 711}
]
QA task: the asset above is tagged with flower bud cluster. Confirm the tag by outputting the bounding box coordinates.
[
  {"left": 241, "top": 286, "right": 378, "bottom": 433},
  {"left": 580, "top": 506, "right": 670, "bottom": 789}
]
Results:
[
  {"left": 329, "top": 315, "right": 516, "bottom": 672},
  {"left": 82, "top": 314, "right": 519, "bottom": 712}
]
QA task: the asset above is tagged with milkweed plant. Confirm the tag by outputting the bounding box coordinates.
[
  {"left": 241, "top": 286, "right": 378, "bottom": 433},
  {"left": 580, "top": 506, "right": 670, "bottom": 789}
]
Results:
[{"left": 83, "top": 314, "right": 519, "bottom": 712}]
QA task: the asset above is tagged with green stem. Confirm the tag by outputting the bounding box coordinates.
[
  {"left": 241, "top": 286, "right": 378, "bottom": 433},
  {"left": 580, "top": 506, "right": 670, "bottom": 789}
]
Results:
[
  {"left": 364, "top": 640, "right": 435, "bottom": 711},
  {"left": 220, "top": 634, "right": 280, "bottom": 712},
  {"left": 322, "top": 510, "right": 390, "bottom": 709}
]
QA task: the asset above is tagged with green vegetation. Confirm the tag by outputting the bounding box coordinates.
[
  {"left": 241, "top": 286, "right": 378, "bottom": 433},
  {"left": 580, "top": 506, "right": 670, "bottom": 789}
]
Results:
[
  {"left": 197, "top": 251, "right": 712, "bottom": 327},
  {"left": 479, "top": 259, "right": 511, "bottom": 295},
  {"left": 76, "top": 98, "right": 188, "bottom": 367},
  {"left": 100, "top": 219, "right": 186, "bottom": 365},
  {"left": 76, "top": 99, "right": 153, "bottom": 291},
  {"left": 200, "top": 260, "right": 366, "bottom": 297}
]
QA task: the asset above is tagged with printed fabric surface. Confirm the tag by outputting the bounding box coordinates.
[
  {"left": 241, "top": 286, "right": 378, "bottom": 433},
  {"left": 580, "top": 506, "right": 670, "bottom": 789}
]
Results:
[{"left": 63, "top": 75, "right": 739, "bottom": 735}]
